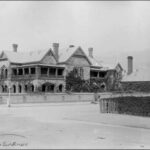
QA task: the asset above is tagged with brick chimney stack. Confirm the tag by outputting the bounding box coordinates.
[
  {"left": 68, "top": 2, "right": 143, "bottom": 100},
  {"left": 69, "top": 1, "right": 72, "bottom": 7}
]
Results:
[
  {"left": 52, "top": 43, "right": 59, "bottom": 62},
  {"left": 12, "top": 44, "right": 18, "bottom": 52},
  {"left": 127, "top": 56, "right": 133, "bottom": 75},
  {"left": 88, "top": 47, "right": 93, "bottom": 58}
]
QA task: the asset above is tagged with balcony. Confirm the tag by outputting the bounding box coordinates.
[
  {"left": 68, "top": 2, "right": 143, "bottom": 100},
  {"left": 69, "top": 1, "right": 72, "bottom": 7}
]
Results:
[
  {"left": 11, "top": 74, "right": 64, "bottom": 80},
  {"left": 11, "top": 74, "right": 36, "bottom": 80},
  {"left": 40, "top": 74, "right": 64, "bottom": 80}
]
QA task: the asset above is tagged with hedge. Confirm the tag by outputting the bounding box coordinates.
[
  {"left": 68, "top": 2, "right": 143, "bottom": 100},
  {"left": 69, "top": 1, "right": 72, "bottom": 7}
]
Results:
[{"left": 103, "top": 96, "right": 150, "bottom": 117}]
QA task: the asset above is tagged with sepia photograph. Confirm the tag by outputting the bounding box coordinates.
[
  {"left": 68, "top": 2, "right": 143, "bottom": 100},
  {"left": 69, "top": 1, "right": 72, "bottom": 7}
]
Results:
[{"left": 0, "top": 0, "right": 150, "bottom": 149}]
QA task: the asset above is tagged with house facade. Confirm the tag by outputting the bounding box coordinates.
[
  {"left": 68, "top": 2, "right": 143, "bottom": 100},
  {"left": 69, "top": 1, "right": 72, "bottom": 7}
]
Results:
[{"left": 0, "top": 43, "right": 123, "bottom": 94}]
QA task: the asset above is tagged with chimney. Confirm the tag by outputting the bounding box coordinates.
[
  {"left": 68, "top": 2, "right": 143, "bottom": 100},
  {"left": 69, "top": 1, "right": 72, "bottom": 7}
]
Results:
[
  {"left": 127, "top": 56, "right": 133, "bottom": 75},
  {"left": 88, "top": 47, "right": 93, "bottom": 58},
  {"left": 12, "top": 44, "right": 18, "bottom": 52},
  {"left": 52, "top": 43, "right": 59, "bottom": 62}
]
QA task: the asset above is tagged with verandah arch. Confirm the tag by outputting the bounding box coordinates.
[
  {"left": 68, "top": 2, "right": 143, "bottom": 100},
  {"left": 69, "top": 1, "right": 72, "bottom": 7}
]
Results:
[
  {"left": 41, "top": 82, "right": 55, "bottom": 92},
  {"left": 24, "top": 83, "right": 34, "bottom": 93},
  {"left": 58, "top": 84, "right": 64, "bottom": 92},
  {"left": 12, "top": 85, "right": 16, "bottom": 93},
  {"left": 18, "top": 84, "right": 22, "bottom": 93}
]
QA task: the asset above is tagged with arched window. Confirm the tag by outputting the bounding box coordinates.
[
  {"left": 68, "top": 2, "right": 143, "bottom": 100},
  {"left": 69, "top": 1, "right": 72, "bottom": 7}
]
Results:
[
  {"left": 31, "top": 85, "right": 34, "bottom": 92},
  {"left": 59, "top": 84, "right": 63, "bottom": 92},
  {"left": 5, "top": 69, "right": 7, "bottom": 78},
  {"left": 18, "top": 85, "right": 22, "bottom": 93},
  {"left": 42, "top": 84, "right": 46, "bottom": 92},
  {"left": 1, "top": 85, "right": 4, "bottom": 93},
  {"left": 1, "top": 68, "right": 4, "bottom": 79},
  {"left": 25, "top": 85, "right": 28, "bottom": 92},
  {"left": 4, "top": 85, "right": 8, "bottom": 93},
  {"left": 42, "top": 83, "right": 55, "bottom": 92},
  {"left": 13, "top": 85, "right": 16, "bottom": 93},
  {"left": 79, "top": 68, "right": 84, "bottom": 79}
]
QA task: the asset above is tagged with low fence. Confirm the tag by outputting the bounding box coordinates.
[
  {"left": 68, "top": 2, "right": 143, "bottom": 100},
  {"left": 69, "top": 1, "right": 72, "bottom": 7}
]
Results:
[
  {"left": 0, "top": 93, "right": 94, "bottom": 104},
  {"left": 99, "top": 92, "right": 150, "bottom": 117}
]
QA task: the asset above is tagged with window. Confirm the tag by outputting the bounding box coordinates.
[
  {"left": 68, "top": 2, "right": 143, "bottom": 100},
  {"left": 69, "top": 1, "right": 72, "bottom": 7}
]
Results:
[
  {"left": 24, "top": 68, "right": 29, "bottom": 75},
  {"left": 73, "top": 67, "right": 84, "bottom": 78},
  {"left": 79, "top": 68, "right": 84, "bottom": 78},
  {"left": 99, "top": 71, "right": 107, "bottom": 78},
  {"left": 5, "top": 69, "right": 7, "bottom": 78},
  {"left": 18, "top": 68, "right": 23, "bottom": 75},
  {"left": 90, "top": 71, "right": 98, "bottom": 77},
  {"left": 49, "top": 68, "right": 56, "bottom": 75},
  {"left": 41, "top": 67, "right": 48, "bottom": 75},
  {"left": 31, "top": 68, "right": 35, "bottom": 74},
  {"left": 58, "top": 69, "right": 63, "bottom": 76},
  {"left": 12, "top": 69, "right": 17, "bottom": 75},
  {"left": 18, "top": 85, "right": 22, "bottom": 93}
]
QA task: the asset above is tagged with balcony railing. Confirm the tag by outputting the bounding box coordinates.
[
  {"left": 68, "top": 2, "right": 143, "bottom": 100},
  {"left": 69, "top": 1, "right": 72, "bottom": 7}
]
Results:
[
  {"left": 40, "top": 74, "right": 64, "bottom": 79},
  {"left": 11, "top": 74, "right": 36, "bottom": 80},
  {"left": 10, "top": 74, "right": 64, "bottom": 80},
  {"left": 90, "top": 76, "right": 106, "bottom": 79}
]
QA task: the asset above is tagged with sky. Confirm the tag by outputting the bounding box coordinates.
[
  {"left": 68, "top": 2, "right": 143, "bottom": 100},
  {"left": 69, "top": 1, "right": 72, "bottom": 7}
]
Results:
[{"left": 0, "top": 1, "right": 150, "bottom": 70}]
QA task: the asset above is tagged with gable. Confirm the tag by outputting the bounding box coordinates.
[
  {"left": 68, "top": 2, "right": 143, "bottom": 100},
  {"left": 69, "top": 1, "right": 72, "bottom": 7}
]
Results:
[
  {"left": 67, "top": 56, "right": 90, "bottom": 66},
  {"left": 65, "top": 47, "right": 91, "bottom": 66},
  {"left": 0, "top": 52, "right": 8, "bottom": 60},
  {"left": 115, "top": 63, "right": 123, "bottom": 72},
  {"left": 41, "top": 51, "right": 57, "bottom": 65},
  {"left": 73, "top": 47, "right": 85, "bottom": 56}
]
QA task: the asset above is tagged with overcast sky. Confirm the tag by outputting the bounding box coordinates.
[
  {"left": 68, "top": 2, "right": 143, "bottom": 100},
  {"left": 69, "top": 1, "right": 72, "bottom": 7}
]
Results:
[{"left": 0, "top": 1, "right": 150, "bottom": 69}]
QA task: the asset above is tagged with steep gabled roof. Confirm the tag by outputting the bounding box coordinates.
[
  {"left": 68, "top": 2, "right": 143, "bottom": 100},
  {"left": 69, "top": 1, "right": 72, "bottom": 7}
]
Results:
[
  {"left": 87, "top": 56, "right": 103, "bottom": 68},
  {"left": 59, "top": 46, "right": 92, "bottom": 65},
  {"left": 0, "top": 48, "right": 56, "bottom": 64},
  {"left": 122, "top": 66, "right": 150, "bottom": 82}
]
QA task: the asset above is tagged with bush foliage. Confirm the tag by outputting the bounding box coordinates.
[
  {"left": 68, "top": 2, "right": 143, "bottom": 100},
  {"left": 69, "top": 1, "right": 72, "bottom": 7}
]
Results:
[
  {"left": 103, "top": 96, "right": 150, "bottom": 117},
  {"left": 65, "top": 68, "right": 106, "bottom": 92}
]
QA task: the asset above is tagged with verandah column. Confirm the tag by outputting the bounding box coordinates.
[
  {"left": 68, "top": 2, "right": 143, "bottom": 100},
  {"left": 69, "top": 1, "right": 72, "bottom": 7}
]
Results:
[
  {"left": 35, "top": 66, "right": 40, "bottom": 79},
  {"left": 55, "top": 68, "right": 58, "bottom": 77},
  {"left": 99, "top": 99, "right": 103, "bottom": 113}
]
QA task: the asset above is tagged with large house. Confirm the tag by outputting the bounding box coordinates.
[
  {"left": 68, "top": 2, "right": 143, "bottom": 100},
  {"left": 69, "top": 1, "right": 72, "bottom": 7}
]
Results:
[{"left": 0, "top": 43, "right": 123, "bottom": 93}]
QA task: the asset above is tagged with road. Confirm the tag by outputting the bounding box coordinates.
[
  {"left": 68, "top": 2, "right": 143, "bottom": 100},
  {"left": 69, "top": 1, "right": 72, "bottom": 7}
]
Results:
[{"left": 0, "top": 102, "right": 150, "bottom": 149}]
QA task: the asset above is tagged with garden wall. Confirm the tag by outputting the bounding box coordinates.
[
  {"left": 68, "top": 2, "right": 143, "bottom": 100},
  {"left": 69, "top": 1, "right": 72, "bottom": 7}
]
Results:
[{"left": 0, "top": 93, "right": 94, "bottom": 104}]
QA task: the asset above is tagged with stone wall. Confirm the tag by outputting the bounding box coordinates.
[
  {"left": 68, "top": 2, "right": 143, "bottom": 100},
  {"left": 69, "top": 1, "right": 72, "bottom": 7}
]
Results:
[
  {"left": 121, "top": 81, "right": 150, "bottom": 92},
  {"left": 0, "top": 93, "right": 94, "bottom": 104}
]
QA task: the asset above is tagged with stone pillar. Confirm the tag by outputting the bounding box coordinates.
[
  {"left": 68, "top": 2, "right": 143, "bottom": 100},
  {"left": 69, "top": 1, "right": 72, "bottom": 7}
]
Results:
[
  {"left": 17, "top": 68, "right": 19, "bottom": 76},
  {"left": 103, "top": 100, "right": 106, "bottom": 113},
  {"left": 99, "top": 99, "right": 103, "bottom": 113},
  {"left": 55, "top": 68, "right": 58, "bottom": 77},
  {"left": 35, "top": 66, "right": 40, "bottom": 79},
  {"left": 22, "top": 84, "right": 25, "bottom": 93},
  {"left": 29, "top": 67, "right": 31, "bottom": 75},
  {"left": 54, "top": 84, "right": 57, "bottom": 93},
  {"left": 97, "top": 72, "right": 99, "bottom": 78},
  {"left": 16, "top": 83, "right": 19, "bottom": 93},
  {"left": 22, "top": 68, "right": 25, "bottom": 75},
  {"left": 47, "top": 68, "right": 49, "bottom": 76}
]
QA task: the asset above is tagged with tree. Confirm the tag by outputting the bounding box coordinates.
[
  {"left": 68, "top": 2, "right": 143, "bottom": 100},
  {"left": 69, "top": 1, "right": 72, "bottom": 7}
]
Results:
[{"left": 66, "top": 68, "right": 84, "bottom": 92}]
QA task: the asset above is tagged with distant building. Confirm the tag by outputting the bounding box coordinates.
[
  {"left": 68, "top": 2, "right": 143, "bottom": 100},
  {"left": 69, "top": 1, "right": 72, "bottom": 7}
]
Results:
[
  {"left": 0, "top": 43, "right": 123, "bottom": 93},
  {"left": 121, "top": 56, "right": 150, "bottom": 92}
]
